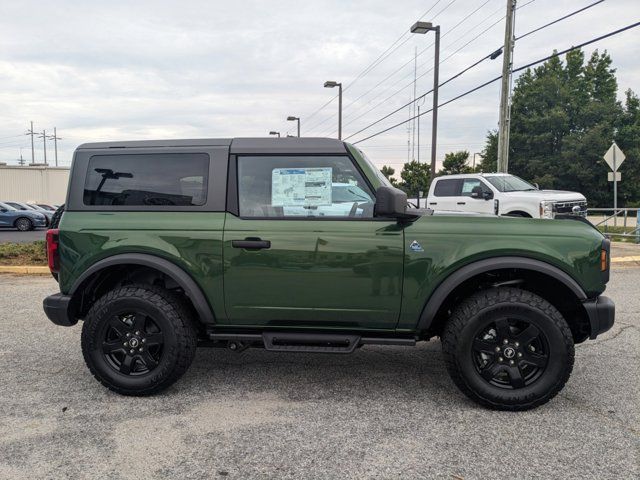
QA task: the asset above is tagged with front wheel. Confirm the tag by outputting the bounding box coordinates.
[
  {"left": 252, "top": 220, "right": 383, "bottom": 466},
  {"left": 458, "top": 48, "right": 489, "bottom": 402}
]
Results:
[
  {"left": 441, "top": 287, "right": 574, "bottom": 410},
  {"left": 81, "top": 285, "right": 197, "bottom": 396}
]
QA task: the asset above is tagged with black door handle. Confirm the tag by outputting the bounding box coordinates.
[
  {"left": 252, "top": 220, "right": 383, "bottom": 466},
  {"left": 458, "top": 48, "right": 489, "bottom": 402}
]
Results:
[
  {"left": 457, "top": 202, "right": 466, "bottom": 205},
  {"left": 429, "top": 202, "right": 437, "bottom": 205},
  {"left": 232, "top": 239, "right": 271, "bottom": 250}
]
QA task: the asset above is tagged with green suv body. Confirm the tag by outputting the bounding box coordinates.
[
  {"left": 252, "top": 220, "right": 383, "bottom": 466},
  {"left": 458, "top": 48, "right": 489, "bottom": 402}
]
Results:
[{"left": 43, "top": 137, "right": 614, "bottom": 410}]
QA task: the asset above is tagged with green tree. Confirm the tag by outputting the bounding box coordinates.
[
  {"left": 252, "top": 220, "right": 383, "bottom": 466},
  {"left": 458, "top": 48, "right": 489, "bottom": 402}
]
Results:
[
  {"left": 440, "top": 150, "right": 471, "bottom": 175},
  {"left": 480, "top": 48, "right": 636, "bottom": 206},
  {"left": 380, "top": 165, "right": 398, "bottom": 186},
  {"left": 397, "top": 161, "right": 431, "bottom": 198},
  {"left": 479, "top": 130, "right": 498, "bottom": 173}
]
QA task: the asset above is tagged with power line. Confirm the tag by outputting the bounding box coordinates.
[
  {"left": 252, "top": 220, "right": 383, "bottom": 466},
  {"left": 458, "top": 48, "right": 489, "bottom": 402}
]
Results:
[
  {"left": 308, "top": 0, "right": 489, "bottom": 135},
  {"left": 320, "top": 0, "right": 535, "bottom": 136},
  {"left": 352, "top": 20, "right": 640, "bottom": 145},
  {"left": 302, "top": 0, "right": 445, "bottom": 127},
  {"left": 313, "top": 0, "right": 542, "bottom": 136},
  {"left": 516, "top": 0, "right": 604, "bottom": 41},
  {"left": 341, "top": 12, "right": 506, "bottom": 137},
  {"left": 345, "top": 0, "right": 606, "bottom": 141}
]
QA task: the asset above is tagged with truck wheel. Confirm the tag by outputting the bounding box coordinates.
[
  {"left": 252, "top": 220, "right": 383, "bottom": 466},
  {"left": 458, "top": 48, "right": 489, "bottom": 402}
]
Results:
[
  {"left": 15, "top": 217, "right": 33, "bottom": 231},
  {"left": 441, "top": 287, "right": 574, "bottom": 411},
  {"left": 81, "top": 285, "right": 197, "bottom": 396}
]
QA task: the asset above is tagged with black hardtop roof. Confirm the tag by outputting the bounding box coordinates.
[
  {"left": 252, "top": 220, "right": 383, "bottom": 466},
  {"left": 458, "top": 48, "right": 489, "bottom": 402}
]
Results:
[{"left": 77, "top": 137, "right": 347, "bottom": 154}]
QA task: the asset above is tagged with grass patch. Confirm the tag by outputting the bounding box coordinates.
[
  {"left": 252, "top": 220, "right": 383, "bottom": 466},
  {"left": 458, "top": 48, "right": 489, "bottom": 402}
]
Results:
[{"left": 0, "top": 241, "right": 48, "bottom": 266}]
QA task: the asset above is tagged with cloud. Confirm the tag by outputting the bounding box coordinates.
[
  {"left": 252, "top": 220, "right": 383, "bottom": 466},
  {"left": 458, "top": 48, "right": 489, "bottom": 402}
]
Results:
[{"left": 0, "top": 0, "right": 638, "bottom": 169}]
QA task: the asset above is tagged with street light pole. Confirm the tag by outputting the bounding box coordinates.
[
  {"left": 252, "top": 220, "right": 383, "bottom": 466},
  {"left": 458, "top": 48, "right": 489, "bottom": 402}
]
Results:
[
  {"left": 269, "top": 131, "right": 281, "bottom": 138},
  {"left": 287, "top": 116, "right": 300, "bottom": 137},
  {"left": 324, "top": 81, "right": 342, "bottom": 140},
  {"left": 410, "top": 21, "right": 440, "bottom": 186}
]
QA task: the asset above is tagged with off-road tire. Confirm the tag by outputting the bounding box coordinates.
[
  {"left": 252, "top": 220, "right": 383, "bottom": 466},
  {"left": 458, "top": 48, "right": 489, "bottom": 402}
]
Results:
[
  {"left": 442, "top": 287, "right": 574, "bottom": 411},
  {"left": 81, "top": 284, "right": 197, "bottom": 396},
  {"left": 15, "top": 217, "right": 34, "bottom": 231}
]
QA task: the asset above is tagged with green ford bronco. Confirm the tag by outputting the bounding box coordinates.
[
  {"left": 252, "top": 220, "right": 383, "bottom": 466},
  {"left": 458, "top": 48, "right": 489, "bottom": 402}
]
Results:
[{"left": 43, "top": 137, "right": 614, "bottom": 410}]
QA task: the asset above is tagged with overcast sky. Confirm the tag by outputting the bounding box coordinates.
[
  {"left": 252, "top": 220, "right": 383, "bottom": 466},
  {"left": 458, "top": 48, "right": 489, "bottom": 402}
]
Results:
[{"left": 0, "top": 0, "right": 638, "bottom": 172}]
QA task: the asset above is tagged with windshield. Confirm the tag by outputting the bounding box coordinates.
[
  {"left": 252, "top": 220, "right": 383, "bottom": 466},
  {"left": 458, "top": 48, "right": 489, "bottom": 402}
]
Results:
[
  {"left": 0, "top": 202, "right": 16, "bottom": 211},
  {"left": 485, "top": 175, "right": 536, "bottom": 192},
  {"left": 352, "top": 146, "right": 393, "bottom": 188},
  {"left": 332, "top": 184, "right": 373, "bottom": 203}
]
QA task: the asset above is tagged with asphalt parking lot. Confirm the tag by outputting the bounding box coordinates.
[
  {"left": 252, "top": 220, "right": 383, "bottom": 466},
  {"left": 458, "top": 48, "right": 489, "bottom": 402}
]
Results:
[
  {"left": 0, "top": 229, "right": 46, "bottom": 243},
  {"left": 0, "top": 269, "right": 638, "bottom": 479}
]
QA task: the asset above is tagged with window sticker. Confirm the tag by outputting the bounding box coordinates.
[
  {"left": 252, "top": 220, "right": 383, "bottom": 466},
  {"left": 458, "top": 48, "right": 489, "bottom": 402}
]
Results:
[{"left": 272, "top": 167, "right": 332, "bottom": 207}]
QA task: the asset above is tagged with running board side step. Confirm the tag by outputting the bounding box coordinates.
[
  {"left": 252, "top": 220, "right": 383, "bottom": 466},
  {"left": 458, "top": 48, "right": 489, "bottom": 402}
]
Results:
[{"left": 207, "top": 332, "right": 416, "bottom": 353}]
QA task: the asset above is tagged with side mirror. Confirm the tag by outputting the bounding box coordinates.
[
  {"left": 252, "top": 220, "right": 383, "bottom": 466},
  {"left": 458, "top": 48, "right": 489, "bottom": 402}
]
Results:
[
  {"left": 483, "top": 190, "right": 493, "bottom": 200},
  {"left": 375, "top": 186, "right": 410, "bottom": 217}
]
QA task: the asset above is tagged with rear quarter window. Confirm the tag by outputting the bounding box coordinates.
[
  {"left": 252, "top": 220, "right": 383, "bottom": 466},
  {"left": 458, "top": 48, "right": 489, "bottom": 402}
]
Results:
[{"left": 83, "top": 153, "right": 209, "bottom": 207}]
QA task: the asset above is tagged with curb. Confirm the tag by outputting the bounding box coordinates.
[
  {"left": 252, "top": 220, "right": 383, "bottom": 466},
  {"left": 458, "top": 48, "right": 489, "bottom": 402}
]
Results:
[
  {"left": 0, "top": 266, "right": 50, "bottom": 275},
  {"left": 611, "top": 256, "right": 640, "bottom": 265}
]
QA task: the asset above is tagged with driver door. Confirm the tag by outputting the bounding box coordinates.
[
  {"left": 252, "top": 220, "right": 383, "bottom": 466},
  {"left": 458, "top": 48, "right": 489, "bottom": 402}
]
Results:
[
  {"left": 457, "top": 178, "right": 495, "bottom": 214},
  {"left": 222, "top": 154, "right": 404, "bottom": 330}
]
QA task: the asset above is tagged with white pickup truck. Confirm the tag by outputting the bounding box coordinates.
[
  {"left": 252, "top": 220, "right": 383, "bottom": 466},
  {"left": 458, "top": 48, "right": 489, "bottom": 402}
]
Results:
[{"left": 424, "top": 173, "right": 587, "bottom": 218}]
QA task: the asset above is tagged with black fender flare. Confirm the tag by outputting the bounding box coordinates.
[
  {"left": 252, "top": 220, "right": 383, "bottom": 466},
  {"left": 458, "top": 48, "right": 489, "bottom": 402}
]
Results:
[
  {"left": 70, "top": 253, "right": 215, "bottom": 324},
  {"left": 416, "top": 256, "right": 587, "bottom": 331}
]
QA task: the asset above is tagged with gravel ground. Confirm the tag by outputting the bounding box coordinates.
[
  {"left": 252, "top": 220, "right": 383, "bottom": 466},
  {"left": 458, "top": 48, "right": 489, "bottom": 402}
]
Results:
[{"left": 0, "top": 270, "right": 638, "bottom": 479}]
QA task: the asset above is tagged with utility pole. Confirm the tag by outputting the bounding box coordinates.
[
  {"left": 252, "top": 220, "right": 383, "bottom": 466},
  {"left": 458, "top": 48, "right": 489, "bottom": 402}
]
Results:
[
  {"left": 37, "top": 130, "right": 48, "bottom": 165},
  {"left": 25, "top": 121, "right": 35, "bottom": 164},
  {"left": 496, "top": 0, "right": 517, "bottom": 173},
  {"left": 47, "top": 127, "right": 61, "bottom": 166},
  {"left": 18, "top": 148, "right": 25, "bottom": 166},
  {"left": 412, "top": 46, "right": 418, "bottom": 161}
]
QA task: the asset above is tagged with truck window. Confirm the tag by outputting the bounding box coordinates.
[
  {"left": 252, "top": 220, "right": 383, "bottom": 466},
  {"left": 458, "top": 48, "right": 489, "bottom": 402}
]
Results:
[
  {"left": 238, "top": 156, "right": 375, "bottom": 218},
  {"left": 83, "top": 153, "right": 209, "bottom": 207},
  {"left": 460, "top": 178, "right": 491, "bottom": 196},
  {"left": 433, "top": 179, "right": 461, "bottom": 197}
]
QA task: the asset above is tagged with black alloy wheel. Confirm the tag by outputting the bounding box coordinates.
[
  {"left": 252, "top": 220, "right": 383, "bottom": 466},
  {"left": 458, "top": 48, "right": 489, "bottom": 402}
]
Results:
[
  {"left": 471, "top": 317, "right": 549, "bottom": 389},
  {"left": 442, "top": 287, "right": 574, "bottom": 411},
  {"left": 101, "top": 312, "right": 165, "bottom": 376},
  {"left": 82, "top": 285, "right": 197, "bottom": 396}
]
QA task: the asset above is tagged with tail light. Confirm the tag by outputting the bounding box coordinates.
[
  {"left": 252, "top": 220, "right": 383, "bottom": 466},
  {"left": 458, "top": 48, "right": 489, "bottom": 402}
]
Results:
[{"left": 46, "top": 229, "right": 60, "bottom": 273}]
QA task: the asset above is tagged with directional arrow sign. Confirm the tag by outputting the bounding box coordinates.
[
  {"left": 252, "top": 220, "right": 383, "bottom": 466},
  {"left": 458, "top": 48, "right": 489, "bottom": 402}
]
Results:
[{"left": 604, "top": 142, "right": 625, "bottom": 171}]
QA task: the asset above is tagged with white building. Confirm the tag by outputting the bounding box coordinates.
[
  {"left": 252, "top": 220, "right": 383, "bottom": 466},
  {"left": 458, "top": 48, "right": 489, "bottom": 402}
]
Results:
[{"left": 0, "top": 164, "right": 70, "bottom": 205}]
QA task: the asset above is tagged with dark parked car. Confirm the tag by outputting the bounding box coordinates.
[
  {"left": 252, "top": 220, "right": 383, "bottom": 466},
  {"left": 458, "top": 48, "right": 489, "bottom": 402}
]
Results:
[
  {"left": 4, "top": 201, "right": 52, "bottom": 226},
  {"left": 0, "top": 201, "right": 47, "bottom": 231}
]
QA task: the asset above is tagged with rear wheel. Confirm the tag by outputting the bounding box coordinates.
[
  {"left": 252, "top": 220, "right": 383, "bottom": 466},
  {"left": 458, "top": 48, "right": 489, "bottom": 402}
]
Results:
[
  {"left": 441, "top": 287, "right": 574, "bottom": 410},
  {"left": 14, "top": 217, "right": 33, "bottom": 231},
  {"left": 81, "top": 285, "right": 197, "bottom": 396}
]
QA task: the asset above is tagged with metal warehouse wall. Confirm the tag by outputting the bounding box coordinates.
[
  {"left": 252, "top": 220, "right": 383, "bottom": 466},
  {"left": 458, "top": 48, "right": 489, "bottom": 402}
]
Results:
[{"left": 0, "top": 165, "right": 70, "bottom": 204}]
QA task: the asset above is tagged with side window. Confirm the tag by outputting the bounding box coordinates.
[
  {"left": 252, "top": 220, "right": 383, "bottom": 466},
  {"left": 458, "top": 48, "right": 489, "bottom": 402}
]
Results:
[
  {"left": 83, "top": 153, "right": 209, "bottom": 206},
  {"left": 461, "top": 178, "right": 491, "bottom": 196},
  {"left": 460, "top": 178, "right": 481, "bottom": 196},
  {"left": 238, "top": 156, "right": 375, "bottom": 218},
  {"left": 433, "top": 179, "right": 461, "bottom": 197}
]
